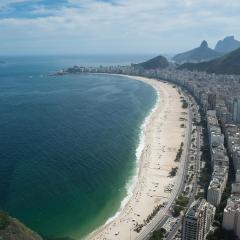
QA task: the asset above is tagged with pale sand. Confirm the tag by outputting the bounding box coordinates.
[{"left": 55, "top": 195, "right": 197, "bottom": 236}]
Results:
[{"left": 88, "top": 76, "right": 187, "bottom": 240}]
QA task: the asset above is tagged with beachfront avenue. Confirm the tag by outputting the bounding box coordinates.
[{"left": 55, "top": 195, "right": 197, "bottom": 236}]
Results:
[
  {"left": 165, "top": 93, "right": 203, "bottom": 240},
  {"left": 137, "top": 86, "right": 198, "bottom": 240}
]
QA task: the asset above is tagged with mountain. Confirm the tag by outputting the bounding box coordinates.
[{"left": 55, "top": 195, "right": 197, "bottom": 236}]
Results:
[
  {"left": 133, "top": 55, "right": 169, "bottom": 70},
  {"left": 173, "top": 40, "right": 222, "bottom": 63},
  {"left": 0, "top": 212, "right": 43, "bottom": 240},
  {"left": 179, "top": 47, "right": 240, "bottom": 75},
  {"left": 215, "top": 36, "right": 240, "bottom": 53}
]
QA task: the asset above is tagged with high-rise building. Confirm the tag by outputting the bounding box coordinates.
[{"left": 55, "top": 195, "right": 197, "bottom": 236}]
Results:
[
  {"left": 208, "top": 93, "right": 216, "bottom": 110},
  {"left": 182, "top": 198, "right": 216, "bottom": 240},
  {"left": 233, "top": 99, "right": 240, "bottom": 123},
  {"left": 232, "top": 170, "right": 240, "bottom": 194},
  {"left": 222, "top": 169, "right": 240, "bottom": 239},
  {"left": 233, "top": 151, "right": 240, "bottom": 172},
  {"left": 207, "top": 179, "right": 224, "bottom": 207},
  {"left": 236, "top": 170, "right": 240, "bottom": 182},
  {"left": 222, "top": 195, "right": 240, "bottom": 239}
]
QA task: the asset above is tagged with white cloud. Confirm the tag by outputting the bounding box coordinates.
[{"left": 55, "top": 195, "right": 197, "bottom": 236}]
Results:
[{"left": 0, "top": 0, "right": 240, "bottom": 54}]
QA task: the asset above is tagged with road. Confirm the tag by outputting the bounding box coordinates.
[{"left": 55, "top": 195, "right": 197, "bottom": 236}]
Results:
[{"left": 165, "top": 96, "right": 202, "bottom": 240}]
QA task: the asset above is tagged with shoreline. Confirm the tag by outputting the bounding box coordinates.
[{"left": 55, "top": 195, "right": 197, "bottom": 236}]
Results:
[
  {"left": 88, "top": 75, "right": 187, "bottom": 240},
  {"left": 103, "top": 75, "right": 160, "bottom": 227}
]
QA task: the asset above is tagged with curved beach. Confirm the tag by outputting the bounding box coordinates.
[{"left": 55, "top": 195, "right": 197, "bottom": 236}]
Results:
[{"left": 89, "top": 76, "right": 187, "bottom": 240}]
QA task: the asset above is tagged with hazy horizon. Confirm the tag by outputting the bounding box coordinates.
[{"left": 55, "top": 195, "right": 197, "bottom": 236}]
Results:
[{"left": 0, "top": 0, "right": 240, "bottom": 55}]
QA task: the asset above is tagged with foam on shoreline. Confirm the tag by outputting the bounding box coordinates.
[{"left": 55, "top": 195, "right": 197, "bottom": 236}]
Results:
[
  {"left": 110, "top": 79, "right": 159, "bottom": 222},
  {"left": 88, "top": 74, "right": 160, "bottom": 236}
]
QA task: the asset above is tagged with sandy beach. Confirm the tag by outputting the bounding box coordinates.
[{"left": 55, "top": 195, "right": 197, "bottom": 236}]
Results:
[{"left": 89, "top": 76, "right": 188, "bottom": 240}]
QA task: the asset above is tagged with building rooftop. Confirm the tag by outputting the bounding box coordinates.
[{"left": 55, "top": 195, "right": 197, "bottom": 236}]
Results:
[{"left": 186, "top": 198, "right": 206, "bottom": 219}]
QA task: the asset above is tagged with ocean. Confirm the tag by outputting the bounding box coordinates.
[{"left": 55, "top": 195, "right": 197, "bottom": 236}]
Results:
[{"left": 0, "top": 55, "right": 157, "bottom": 239}]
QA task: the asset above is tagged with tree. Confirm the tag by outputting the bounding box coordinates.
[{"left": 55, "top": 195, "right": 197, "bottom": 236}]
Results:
[
  {"left": 0, "top": 211, "right": 10, "bottom": 230},
  {"left": 150, "top": 228, "right": 166, "bottom": 240}
]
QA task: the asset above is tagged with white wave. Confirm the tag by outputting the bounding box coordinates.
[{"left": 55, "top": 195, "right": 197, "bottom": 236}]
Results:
[{"left": 103, "top": 78, "right": 160, "bottom": 226}]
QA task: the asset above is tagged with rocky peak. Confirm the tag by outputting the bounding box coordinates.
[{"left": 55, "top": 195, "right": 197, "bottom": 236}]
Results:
[
  {"left": 215, "top": 35, "right": 240, "bottom": 53},
  {"left": 200, "top": 40, "right": 208, "bottom": 48},
  {"left": 225, "top": 36, "right": 235, "bottom": 41}
]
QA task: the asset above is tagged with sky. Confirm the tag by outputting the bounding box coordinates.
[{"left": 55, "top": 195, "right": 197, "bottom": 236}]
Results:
[{"left": 0, "top": 0, "right": 240, "bottom": 55}]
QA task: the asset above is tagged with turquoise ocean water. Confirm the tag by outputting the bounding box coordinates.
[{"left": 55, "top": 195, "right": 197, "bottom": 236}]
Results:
[{"left": 0, "top": 55, "right": 156, "bottom": 239}]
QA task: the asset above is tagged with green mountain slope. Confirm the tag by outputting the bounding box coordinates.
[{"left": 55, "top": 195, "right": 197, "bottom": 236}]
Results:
[
  {"left": 179, "top": 47, "right": 240, "bottom": 75},
  {"left": 0, "top": 212, "right": 43, "bottom": 240},
  {"left": 133, "top": 55, "right": 169, "bottom": 70}
]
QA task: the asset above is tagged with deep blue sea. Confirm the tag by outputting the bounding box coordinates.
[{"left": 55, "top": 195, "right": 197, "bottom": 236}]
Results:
[{"left": 0, "top": 55, "right": 156, "bottom": 239}]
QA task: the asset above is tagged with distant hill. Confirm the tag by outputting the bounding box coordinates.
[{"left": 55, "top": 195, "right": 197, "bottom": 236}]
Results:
[
  {"left": 0, "top": 212, "right": 42, "bottom": 240},
  {"left": 215, "top": 36, "right": 240, "bottom": 53},
  {"left": 173, "top": 41, "right": 222, "bottom": 63},
  {"left": 133, "top": 55, "right": 169, "bottom": 70},
  {"left": 179, "top": 47, "right": 240, "bottom": 75}
]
